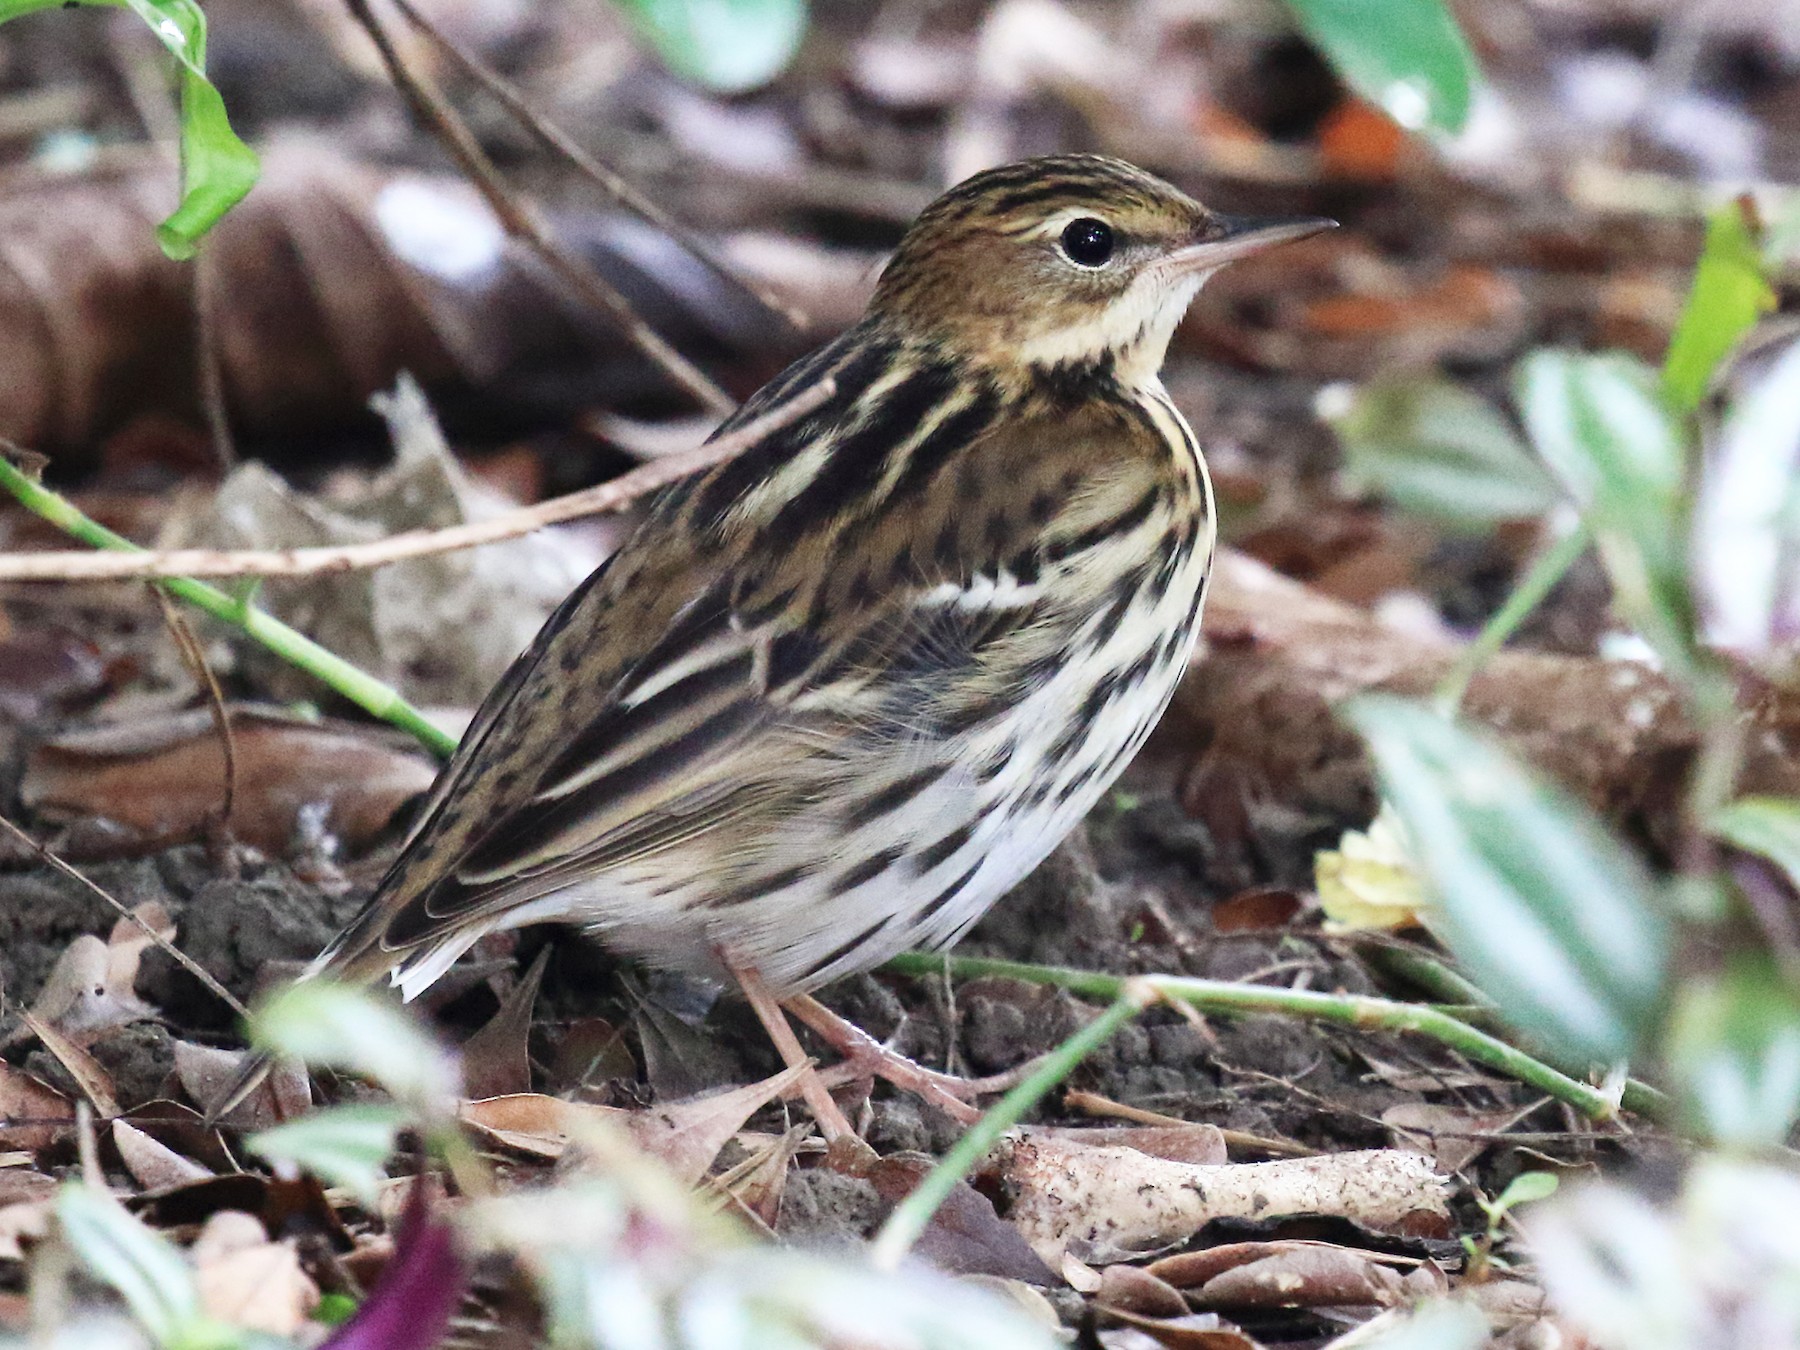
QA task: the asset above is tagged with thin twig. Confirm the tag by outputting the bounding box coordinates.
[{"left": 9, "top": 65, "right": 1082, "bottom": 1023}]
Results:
[
  {"left": 192, "top": 244, "right": 237, "bottom": 471},
  {"left": 0, "top": 813, "right": 249, "bottom": 1021},
  {"left": 385, "top": 0, "right": 807, "bottom": 336},
  {"left": 0, "top": 451, "right": 458, "bottom": 758},
  {"left": 153, "top": 588, "right": 237, "bottom": 831},
  {"left": 0, "top": 376, "right": 833, "bottom": 582},
  {"left": 341, "top": 0, "right": 734, "bottom": 414}
]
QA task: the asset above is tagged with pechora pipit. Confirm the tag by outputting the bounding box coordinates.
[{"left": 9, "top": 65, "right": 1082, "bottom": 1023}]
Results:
[{"left": 220, "top": 156, "right": 1330, "bottom": 1136}]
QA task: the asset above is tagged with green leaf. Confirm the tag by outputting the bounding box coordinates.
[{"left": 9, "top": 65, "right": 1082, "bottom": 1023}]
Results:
[
  {"left": 0, "top": 0, "right": 258, "bottom": 257},
  {"left": 1327, "top": 375, "right": 1559, "bottom": 530},
  {"left": 613, "top": 0, "right": 808, "bottom": 94},
  {"left": 56, "top": 1185, "right": 223, "bottom": 1350},
  {"left": 1514, "top": 350, "right": 1696, "bottom": 683},
  {"left": 1663, "top": 199, "right": 1776, "bottom": 414},
  {"left": 1714, "top": 796, "right": 1800, "bottom": 887},
  {"left": 1666, "top": 955, "right": 1800, "bottom": 1148},
  {"left": 313, "top": 1293, "right": 360, "bottom": 1327},
  {"left": 248, "top": 1103, "right": 407, "bottom": 1205},
  {"left": 1345, "top": 695, "right": 1672, "bottom": 1064},
  {"left": 1494, "top": 1170, "right": 1560, "bottom": 1211},
  {"left": 1279, "top": 0, "right": 1477, "bottom": 136},
  {"left": 250, "top": 982, "right": 457, "bottom": 1113}
]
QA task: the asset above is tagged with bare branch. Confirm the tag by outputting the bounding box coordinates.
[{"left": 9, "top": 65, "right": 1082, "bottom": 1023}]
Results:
[
  {"left": 386, "top": 0, "right": 809, "bottom": 337},
  {"left": 0, "top": 375, "right": 834, "bottom": 582},
  {"left": 340, "top": 0, "right": 735, "bottom": 414}
]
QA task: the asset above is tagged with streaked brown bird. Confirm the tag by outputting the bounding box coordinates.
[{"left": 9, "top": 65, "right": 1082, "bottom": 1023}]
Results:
[{"left": 223, "top": 156, "right": 1329, "bottom": 1136}]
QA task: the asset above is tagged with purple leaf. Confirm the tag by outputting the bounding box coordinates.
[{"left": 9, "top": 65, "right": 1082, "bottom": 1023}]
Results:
[{"left": 324, "top": 1183, "right": 466, "bottom": 1350}]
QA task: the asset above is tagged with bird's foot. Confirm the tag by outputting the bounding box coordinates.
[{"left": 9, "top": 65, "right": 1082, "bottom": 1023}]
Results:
[{"left": 785, "top": 992, "right": 1042, "bottom": 1126}]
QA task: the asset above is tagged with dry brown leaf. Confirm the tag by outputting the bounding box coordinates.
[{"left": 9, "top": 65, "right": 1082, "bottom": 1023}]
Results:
[
  {"left": 1192, "top": 1245, "right": 1409, "bottom": 1311},
  {"left": 22, "top": 1013, "right": 118, "bottom": 1117},
  {"left": 0, "top": 1199, "right": 52, "bottom": 1262},
  {"left": 112, "top": 1119, "right": 214, "bottom": 1192},
  {"left": 24, "top": 900, "right": 173, "bottom": 1043},
  {"left": 855, "top": 1153, "right": 1057, "bottom": 1284},
  {"left": 460, "top": 945, "right": 549, "bottom": 1100},
  {"left": 0, "top": 1168, "right": 55, "bottom": 1208},
  {"left": 547, "top": 1017, "right": 636, "bottom": 1092},
  {"left": 1098, "top": 1309, "right": 1263, "bottom": 1349},
  {"left": 0, "top": 626, "right": 108, "bottom": 723},
  {"left": 174, "top": 1041, "right": 311, "bottom": 1129},
  {"left": 191, "top": 1210, "right": 319, "bottom": 1336},
  {"left": 0, "top": 1059, "right": 75, "bottom": 1151},
  {"left": 1210, "top": 887, "right": 1308, "bottom": 934},
  {"left": 1098, "top": 1264, "right": 1190, "bottom": 1319},
  {"left": 24, "top": 707, "right": 437, "bottom": 857},
  {"left": 464, "top": 1061, "right": 811, "bottom": 1184},
  {"left": 997, "top": 1133, "right": 1448, "bottom": 1265},
  {"left": 719, "top": 1121, "right": 809, "bottom": 1230},
  {"left": 1381, "top": 1103, "right": 1518, "bottom": 1173},
  {"left": 1171, "top": 548, "right": 1800, "bottom": 845}
]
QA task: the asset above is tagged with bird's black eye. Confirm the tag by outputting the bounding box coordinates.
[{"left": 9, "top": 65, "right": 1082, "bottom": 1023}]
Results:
[{"left": 1059, "top": 218, "right": 1114, "bottom": 267}]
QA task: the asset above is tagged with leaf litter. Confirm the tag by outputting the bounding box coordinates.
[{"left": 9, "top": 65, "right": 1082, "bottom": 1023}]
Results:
[{"left": 4, "top": 0, "right": 1791, "bottom": 1344}]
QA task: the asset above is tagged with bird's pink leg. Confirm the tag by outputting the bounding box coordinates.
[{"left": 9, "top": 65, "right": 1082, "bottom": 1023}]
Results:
[
  {"left": 728, "top": 961, "right": 858, "bottom": 1142},
  {"left": 783, "top": 993, "right": 1042, "bottom": 1126}
]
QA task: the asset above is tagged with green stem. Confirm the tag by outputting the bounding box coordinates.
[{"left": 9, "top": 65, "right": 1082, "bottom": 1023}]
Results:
[
  {"left": 1435, "top": 519, "right": 1592, "bottom": 715},
  {"left": 868, "top": 982, "right": 1152, "bottom": 1271},
  {"left": 881, "top": 952, "right": 1653, "bottom": 1122},
  {"left": 0, "top": 455, "right": 457, "bottom": 759},
  {"left": 1355, "top": 942, "right": 1665, "bottom": 1117}
]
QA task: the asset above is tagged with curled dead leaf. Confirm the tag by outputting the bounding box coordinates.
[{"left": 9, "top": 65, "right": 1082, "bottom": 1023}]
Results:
[
  {"left": 462, "top": 1061, "right": 811, "bottom": 1185},
  {"left": 25, "top": 707, "right": 437, "bottom": 857},
  {"left": 112, "top": 1119, "right": 214, "bottom": 1192},
  {"left": 996, "top": 1133, "right": 1448, "bottom": 1266},
  {"left": 0, "top": 1062, "right": 74, "bottom": 1152},
  {"left": 192, "top": 1210, "right": 319, "bottom": 1336}
]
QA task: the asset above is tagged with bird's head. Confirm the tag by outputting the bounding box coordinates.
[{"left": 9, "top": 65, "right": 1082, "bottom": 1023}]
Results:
[{"left": 871, "top": 155, "right": 1332, "bottom": 391}]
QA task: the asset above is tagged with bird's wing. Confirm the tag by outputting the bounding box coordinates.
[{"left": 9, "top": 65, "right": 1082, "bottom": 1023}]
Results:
[{"left": 324, "top": 357, "right": 1175, "bottom": 978}]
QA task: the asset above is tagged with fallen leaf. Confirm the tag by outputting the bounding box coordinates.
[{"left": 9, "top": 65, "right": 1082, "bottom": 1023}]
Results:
[
  {"left": 22, "top": 1013, "right": 119, "bottom": 1116},
  {"left": 0, "top": 1199, "right": 52, "bottom": 1261},
  {"left": 460, "top": 946, "right": 549, "bottom": 1099},
  {"left": 997, "top": 1134, "right": 1448, "bottom": 1266},
  {"left": 0, "top": 1168, "right": 55, "bottom": 1207},
  {"left": 192, "top": 1210, "right": 319, "bottom": 1336},
  {"left": 0, "top": 1061, "right": 75, "bottom": 1151},
  {"left": 717, "top": 1121, "right": 809, "bottom": 1229},
  {"left": 24, "top": 707, "right": 437, "bottom": 856},
  {"left": 1192, "top": 1245, "right": 1409, "bottom": 1311},
  {"left": 24, "top": 900, "right": 173, "bottom": 1042},
  {"left": 0, "top": 626, "right": 109, "bottom": 723},
  {"left": 1380, "top": 1103, "right": 1516, "bottom": 1173},
  {"left": 174, "top": 1040, "right": 311, "bottom": 1129},
  {"left": 117, "top": 1101, "right": 238, "bottom": 1173},
  {"left": 1318, "top": 97, "right": 1406, "bottom": 181},
  {"left": 1097, "top": 1309, "right": 1261, "bottom": 1349},
  {"left": 856, "top": 1153, "right": 1057, "bottom": 1284},
  {"left": 1211, "top": 887, "right": 1308, "bottom": 934},
  {"left": 1097, "top": 1264, "right": 1189, "bottom": 1319},
  {"left": 547, "top": 1017, "right": 636, "bottom": 1092},
  {"left": 463, "top": 1062, "right": 813, "bottom": 1185},
  {"left": 112, "top": 1119, "right": 214, "bottom": 1192}
]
